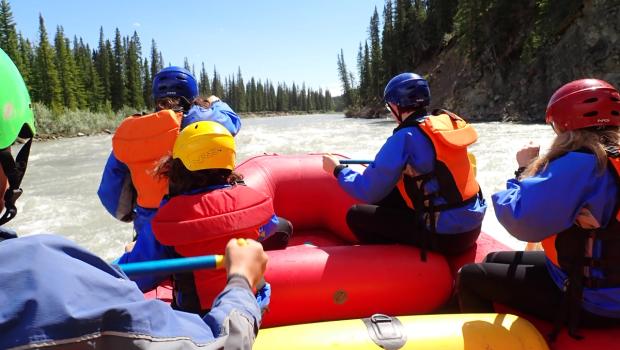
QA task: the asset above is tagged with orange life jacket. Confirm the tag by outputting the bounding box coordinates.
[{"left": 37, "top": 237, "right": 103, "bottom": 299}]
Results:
[
  {"left": 112, "top": 110, "right": 182, "bottom": 209},
  {"left": 396, "top": 109, "right": 480, "bottom": 212},
  {"left": 152, "top": 184, "right": 274, "bottom": 311}
]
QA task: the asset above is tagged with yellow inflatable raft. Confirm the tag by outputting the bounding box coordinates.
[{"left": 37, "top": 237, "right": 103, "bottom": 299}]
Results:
[{"left": 254, "top": 313, "right": 549, "bottom": 350}]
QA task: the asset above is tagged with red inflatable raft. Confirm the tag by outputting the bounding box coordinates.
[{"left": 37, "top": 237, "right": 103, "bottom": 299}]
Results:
[
  {"left": 238, "top": 153, "right": 486, "bottom": 327},
  {"left": 145, "top": 154, "right": 504, "bottom": 325},
  {"left": 144, "top": 153, "right": 620, "bottom": 347}
]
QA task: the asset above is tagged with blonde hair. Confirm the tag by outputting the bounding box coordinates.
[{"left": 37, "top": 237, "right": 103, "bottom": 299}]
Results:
[{"left": 523, "top": 127, "right": 620, "bottom": 178}]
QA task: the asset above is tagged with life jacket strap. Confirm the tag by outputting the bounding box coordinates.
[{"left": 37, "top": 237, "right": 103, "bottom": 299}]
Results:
[{"left": 0, "top": 138, "right": 32, "bottom": 226}]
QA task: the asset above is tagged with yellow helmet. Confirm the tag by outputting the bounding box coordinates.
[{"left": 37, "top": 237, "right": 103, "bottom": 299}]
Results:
[{"left": 173, "top": 121, "right": 236, "bottom": 171}]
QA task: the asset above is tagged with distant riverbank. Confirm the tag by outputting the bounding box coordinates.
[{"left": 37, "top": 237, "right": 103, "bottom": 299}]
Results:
[{"left": 33, "top": 103, "right": 338, "bottom": 141}]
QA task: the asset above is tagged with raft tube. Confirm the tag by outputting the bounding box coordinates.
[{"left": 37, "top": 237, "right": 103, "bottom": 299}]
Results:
[{"left": 253, "top": 313, "right": 550, "bottom": 350}]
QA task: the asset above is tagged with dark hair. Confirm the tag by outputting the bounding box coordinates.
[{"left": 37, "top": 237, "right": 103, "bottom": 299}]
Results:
[
  {"left": 155, "top": 96, "right": 214, "bottom": 114},
  {"left": 155, "top": 155, "right": 243, "bottom": 196}
]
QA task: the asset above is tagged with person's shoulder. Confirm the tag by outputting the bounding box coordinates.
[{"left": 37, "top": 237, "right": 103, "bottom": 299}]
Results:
[{"left": 546, "top": 151, "right": 601, "bottom": 179}]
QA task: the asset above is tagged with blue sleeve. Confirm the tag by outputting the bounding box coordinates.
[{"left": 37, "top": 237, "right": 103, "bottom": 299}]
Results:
[
  {"left": 117, "top": 213, "right": 174, "bottom": 292},
  {"left": 337, "top": 131, "right": 409, "bottom": 203},
  {"left": 258, "top": 214, "right": 279, "bottom": 240},
  {"left": 492, "top": 152, "right": 618, "bottom": 242},
  {"left": 97, "top": 152, "right": 132, "bottom": 220},
  {"left": 203, "top": 275, "right": 261, "bottom": 335},
  {"left": 182, "top": 102, "right": 242, "bottom": 136},
  {"left": 211, "top": 101, "right": 242, "bottom": 136}
]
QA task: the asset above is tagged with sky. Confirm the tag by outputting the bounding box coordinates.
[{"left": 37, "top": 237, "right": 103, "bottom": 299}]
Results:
[{"left": 10, "top": 0, "right": 386, "bottom": 95}]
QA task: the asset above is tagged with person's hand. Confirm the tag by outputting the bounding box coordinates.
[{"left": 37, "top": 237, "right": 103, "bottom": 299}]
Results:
[
  {"left": 225, "top": 238, "right": 268, "bottom": 290},
  {"left": 124, "top": 241, "right": 136, "bottom": 253},
  {"left": 516, "top": 142, "right": 540, "bottom": 168},
  {"left": 206, "top": 95, "right": 221, "bottom": 106},
  {"left": 322, "top": 154, "right": 339, "bottom": 174}
]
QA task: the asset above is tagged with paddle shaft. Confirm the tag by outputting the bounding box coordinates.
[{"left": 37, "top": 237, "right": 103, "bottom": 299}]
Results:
[
  {"left": 119, "top": 254, "right": 224, "bottom": 277},
  {"left": 339, "top": 159, "right": 373, "bottom": 165}
]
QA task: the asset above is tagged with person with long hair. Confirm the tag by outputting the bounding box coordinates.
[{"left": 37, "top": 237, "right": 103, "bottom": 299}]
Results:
[
  {"left": 125, "top": 121, "right": 292, "bottom": 314},
  {"left": 457, "top": 79, "right": 620, "bottom": 339}
]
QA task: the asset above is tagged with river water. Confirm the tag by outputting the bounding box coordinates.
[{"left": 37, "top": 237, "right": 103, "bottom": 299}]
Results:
[{"left": 9, "top": 113, "right": 555, "bottom": 261}]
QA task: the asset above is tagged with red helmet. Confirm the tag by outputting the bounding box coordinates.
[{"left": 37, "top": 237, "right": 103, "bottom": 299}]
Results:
[{"left": 545, "top": 79, "right": 620, "bottom": 133}]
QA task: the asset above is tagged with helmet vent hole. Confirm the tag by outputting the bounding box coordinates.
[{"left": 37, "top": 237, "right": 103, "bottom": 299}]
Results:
[
  {"left": 611, "top": 97, "right": 620, "bottom": 102},
  {"left": 583, "top": 111, "right": 598, "bottom": 117},
  {"left": 612, "top": 110, "right": 620, "bottom": 116},
  {"left": 194, "top": 124, "right": 199, "bottom": 129},
  {"left": 583, "top": 97, "right": 598, "bottom": 104}
]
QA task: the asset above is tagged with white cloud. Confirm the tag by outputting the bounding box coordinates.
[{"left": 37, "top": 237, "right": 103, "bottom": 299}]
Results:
[{"left": 132, "top": 22, "right": 141, "bottom": 27}]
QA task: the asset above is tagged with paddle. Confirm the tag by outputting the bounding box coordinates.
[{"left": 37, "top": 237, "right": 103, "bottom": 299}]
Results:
[
  {"left": 339, "top": 159, "right": 374, "bottom": 165},
  {"left": 118, "top": 254, "right": 224, "bottom": 277}
]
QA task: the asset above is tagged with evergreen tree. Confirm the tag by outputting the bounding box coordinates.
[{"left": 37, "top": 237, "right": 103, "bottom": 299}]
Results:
[
  {"left": 0, "top": 0, "right": 22, "bottom": 73},
  {"left": 17, "top": 33, "right": 33, "bottom": 89},
  {"left": 247, "top": 77, "right": 257, "bottom": 111},
  {"left": 290, "top": 82, "right": 298, "bottom": 110},
  {"left": 267, "top": 82, "right": 277, "bottom": 111},
  {"left": 33, "top": 15, "right": 62, "bottom": 110},
  {"left": 74, "top": 38, "right": 102, "bottom": 110},
  {"left": 54, "top": 26, "right": 79, "bottom": 109},
  {"left": 110, "top": 28, "right": 126, "bottom": 110},
  {"left": 150, "top": 39, "right": 162, "bottom": 78},
  {"left": 256, "top": 80, "right": 265, "bottom": 111},
  {"left": 143, "top": 57, "right": 152, "bottom": 109},
  {"left": 324, "top": 89, "right": 333, "bottom": 110},
  {"left": 125, "top": 31, "right": 143, "bottom": 108},
  {"left": 357, "top": 42, "right": 368, "bottom": 101},
  {"left": 199, "top": 62, "right": 211, "bottom": 96},
  {"left": 94, "top": 27, "right": 111, "bottom": 104},
  {"left": 369, "top": 7, "right": 383, "bottom": 100},
  {"left": 336, "top": 49, "right": 354, "bottom": 107},
  {"left": 235, "top": 67, "right": 246, "bottom": 112},
  {"left": 382, "top": 0, "right": 397, "bottom": 78},
  {"left": 299, "top": 83, "right": 307, "bottom": 111},
  {"left": 211, "top": 67, "right": 224, "bottom": 97}
]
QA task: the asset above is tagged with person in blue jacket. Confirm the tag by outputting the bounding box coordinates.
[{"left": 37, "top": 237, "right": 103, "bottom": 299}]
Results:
[
  {"left": 0, "top": 49, "right": 268, "bottom": 350},
  {"left": 322, "top": 73, "right": 486, "bottom": 259},
  {"left": 457, "top": 78, "right": 620, "bottom": 339},
  {"left": 0, "top": 235, "right": 269, "bottom": 350},
  {"left": 97, "top": 66, "right": 241, "bottom": 246}
]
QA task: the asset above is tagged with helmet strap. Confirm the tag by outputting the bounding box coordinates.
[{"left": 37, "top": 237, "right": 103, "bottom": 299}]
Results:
[
  {"left": 0, "top": 138, "right": 32, "bottom": 226},
  {"left": 387, "top": 104, "right": 402, "bottom": 123}
]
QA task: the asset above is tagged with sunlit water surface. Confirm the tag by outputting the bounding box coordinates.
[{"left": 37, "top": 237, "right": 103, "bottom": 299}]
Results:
[{"left": 10, "top": 114, "right": 555, "bottom": 260}]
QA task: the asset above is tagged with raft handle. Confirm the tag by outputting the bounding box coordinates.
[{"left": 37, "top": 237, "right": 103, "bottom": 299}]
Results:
[{"left": 363, "top": 313, "right": 407, "bottom": 350}]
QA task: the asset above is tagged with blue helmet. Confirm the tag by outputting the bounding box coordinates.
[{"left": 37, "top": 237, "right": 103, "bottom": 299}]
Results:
[
  {"left": 384, "top": 73, "right": 430, "bottom": 109},
  {"left": 152, "top": 66, "right": 198, "bottom": 101}
]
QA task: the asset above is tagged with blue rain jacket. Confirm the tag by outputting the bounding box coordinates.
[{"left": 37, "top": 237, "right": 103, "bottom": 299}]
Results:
[
  {"left": 0, "top": 234, "right": 261, "bottom": 350},
  {"left": 493, "top": 151, "right": 620, "bottom": 317}
]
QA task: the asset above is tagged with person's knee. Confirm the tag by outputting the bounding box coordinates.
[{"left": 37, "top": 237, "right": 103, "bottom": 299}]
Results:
[
  {"left": 276, "top": 217, "right": 293, "bottom": 237},
  {"left": 345, "top": 205, "right": 362, "bottom": 228},
  {"left": 456, "top": 263, "right": 484, "bottom": 291}
]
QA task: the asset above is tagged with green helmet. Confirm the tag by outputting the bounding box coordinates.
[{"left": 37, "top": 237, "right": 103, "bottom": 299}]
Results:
[
  {"left": 0, "top": 48, "right": 35, "bottom": 226},
  {"left": 0, "top": 48, "right": 35, "bottom": 149}
]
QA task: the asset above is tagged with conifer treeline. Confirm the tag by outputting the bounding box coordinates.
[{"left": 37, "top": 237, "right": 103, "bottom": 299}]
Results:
[
  {"left": 338, "top": 0, "right": 584, "bottom": 109},
  {"left": 0, "top": 0, "right": 333, "bottom": 114}
]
